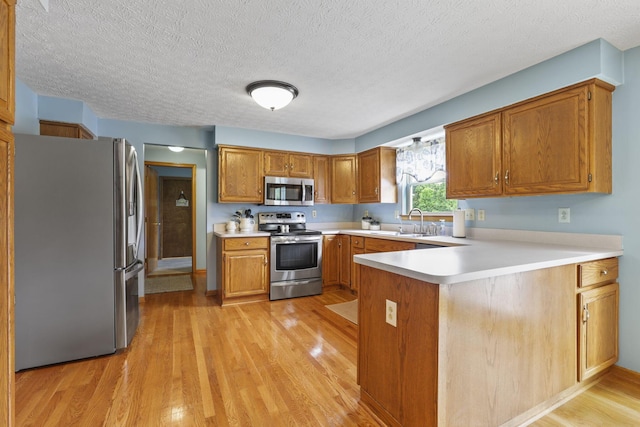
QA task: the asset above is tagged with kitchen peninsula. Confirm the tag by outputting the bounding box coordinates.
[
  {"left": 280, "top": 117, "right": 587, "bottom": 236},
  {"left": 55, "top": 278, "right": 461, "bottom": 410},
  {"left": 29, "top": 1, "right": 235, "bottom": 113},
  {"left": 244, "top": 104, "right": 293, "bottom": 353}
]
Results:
[{"left": 353, "top": 233, "right": 622, "bottom": 426}]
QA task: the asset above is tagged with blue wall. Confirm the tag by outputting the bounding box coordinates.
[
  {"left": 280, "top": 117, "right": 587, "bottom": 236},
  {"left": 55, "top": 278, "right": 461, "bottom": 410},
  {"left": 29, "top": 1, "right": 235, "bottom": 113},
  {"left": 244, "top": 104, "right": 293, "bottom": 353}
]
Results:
[{"left": 14, "top": 38, "right": 640, "bottom": 372}]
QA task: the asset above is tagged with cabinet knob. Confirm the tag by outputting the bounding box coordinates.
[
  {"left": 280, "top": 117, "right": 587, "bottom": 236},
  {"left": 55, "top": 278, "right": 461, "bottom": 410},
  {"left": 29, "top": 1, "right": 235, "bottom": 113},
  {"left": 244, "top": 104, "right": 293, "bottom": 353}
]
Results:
[
  {"left": 494, "top": 172, "right": 499, "bottom": 185},
  {"left": 284, "top": 164, "right": 288, "bottom": 169},
  {"left": 290, "top": 163, "right": 294, "bottom": 170},
  {"left": 245, "top": 242, "right": 250, "bottom": 246},
  {"left": 601, "top": 269, "right": 608, "bottom": 276},
  {"left": 504, "top": 170, "right": 510, "bottom": 185},
  {"left": 375, "top": 187, "right": 379, "bottom": 195},
  {"left": 352, "top": 190, "right": 356, "bottom": 195}
]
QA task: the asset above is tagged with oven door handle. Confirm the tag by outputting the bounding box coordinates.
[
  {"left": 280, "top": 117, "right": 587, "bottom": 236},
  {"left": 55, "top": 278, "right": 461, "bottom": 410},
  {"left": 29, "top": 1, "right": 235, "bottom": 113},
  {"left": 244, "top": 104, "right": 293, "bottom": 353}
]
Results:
[{"left": 272, "top": 237, "right": 323, "bottom": 243}]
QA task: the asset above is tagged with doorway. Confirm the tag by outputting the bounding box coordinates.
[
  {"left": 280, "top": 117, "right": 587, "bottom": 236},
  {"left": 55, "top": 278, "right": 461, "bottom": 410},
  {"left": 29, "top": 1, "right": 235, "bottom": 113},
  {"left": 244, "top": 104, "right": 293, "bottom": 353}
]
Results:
[{"left": 144, "top": 162, "right": 196, "bottom": 291}]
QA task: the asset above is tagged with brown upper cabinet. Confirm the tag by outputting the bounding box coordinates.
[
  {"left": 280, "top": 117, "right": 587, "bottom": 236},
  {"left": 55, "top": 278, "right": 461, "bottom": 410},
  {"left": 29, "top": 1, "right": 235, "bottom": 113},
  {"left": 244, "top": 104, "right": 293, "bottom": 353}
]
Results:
[
  {"left": 40, "top": 120, "right": 95, "bottom": 140},
  {"left": 445, "top": 79, "right": 614, "bottom": 199},
  {"left": 0, "top": 0, "right": 14, "bottom": 125},
  {"left": 331, "top": 154, "right": 358, "bottom": 204},
  {"left": 218, "top": 145, "right": 264, "bottom": 203},
  {"left": 264, "top": 151, "right": 313, "bottom": 178},
  {"left": 313, "top": 155, "right": 331, "bottom": 204},
  {"left": 357, "top": 147, "right": 397, "bottom": 203}
]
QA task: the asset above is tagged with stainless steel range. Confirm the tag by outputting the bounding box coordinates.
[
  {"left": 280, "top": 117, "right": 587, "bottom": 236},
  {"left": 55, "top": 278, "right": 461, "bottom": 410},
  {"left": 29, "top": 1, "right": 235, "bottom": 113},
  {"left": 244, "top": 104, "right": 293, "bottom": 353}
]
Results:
[{"left": 258, "top": 212, "right": 323, "bottom": 301}]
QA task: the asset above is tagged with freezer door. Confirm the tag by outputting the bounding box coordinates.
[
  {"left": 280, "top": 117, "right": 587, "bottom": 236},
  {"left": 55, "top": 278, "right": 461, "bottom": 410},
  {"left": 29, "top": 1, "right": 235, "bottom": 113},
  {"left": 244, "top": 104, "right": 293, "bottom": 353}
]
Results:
[
  {"left": 115, "top": 261, "right": 143, "bottom": 349},
  {"left": 114, "top": 139, "right": 143, "bottom": 269}
]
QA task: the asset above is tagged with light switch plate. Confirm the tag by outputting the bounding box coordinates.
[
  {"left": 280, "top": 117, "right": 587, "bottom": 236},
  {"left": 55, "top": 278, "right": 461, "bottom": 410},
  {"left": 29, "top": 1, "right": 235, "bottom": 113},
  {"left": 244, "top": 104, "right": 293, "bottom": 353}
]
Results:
[{"left": 465, "top": 208, "right": 475, "bottom": 221}]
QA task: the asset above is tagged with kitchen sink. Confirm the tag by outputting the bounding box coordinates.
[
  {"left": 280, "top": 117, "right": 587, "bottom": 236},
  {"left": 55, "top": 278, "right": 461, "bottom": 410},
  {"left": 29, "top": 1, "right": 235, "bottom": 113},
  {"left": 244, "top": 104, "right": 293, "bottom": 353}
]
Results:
[{"left": 368, "top": 230, "right": 435, "bottom": 238}]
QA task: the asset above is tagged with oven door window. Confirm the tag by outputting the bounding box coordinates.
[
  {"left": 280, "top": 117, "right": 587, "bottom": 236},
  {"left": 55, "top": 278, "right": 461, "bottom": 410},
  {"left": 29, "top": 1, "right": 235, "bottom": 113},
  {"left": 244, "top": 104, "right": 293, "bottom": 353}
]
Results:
[{"left": 275, "top": 242, "right": 318, "bottom": 270}]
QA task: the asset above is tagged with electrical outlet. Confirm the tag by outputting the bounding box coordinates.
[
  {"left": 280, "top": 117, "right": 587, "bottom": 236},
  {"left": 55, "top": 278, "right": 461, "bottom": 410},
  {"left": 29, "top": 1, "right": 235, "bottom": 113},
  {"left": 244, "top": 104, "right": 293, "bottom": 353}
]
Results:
[
  {"left": 558, "top": 207, "right": 570, "bottom": 223},
  {"left": 394, "top": 210, "right": 400, "bottom": 219},
  {"left": 364, "top": 210, "right": 369, "bottom": 217},
  {"left": 477, "top": 209, "right": 485, "bottom": 221},
  {"left": 465, "top": 208, "right": 475, "bottom": 221},
  {"left": 386, "top": 299, "right": 397, "bottom": 327},
  {"left": 312, "top": 210, "right": 317, "bottom": 218}
]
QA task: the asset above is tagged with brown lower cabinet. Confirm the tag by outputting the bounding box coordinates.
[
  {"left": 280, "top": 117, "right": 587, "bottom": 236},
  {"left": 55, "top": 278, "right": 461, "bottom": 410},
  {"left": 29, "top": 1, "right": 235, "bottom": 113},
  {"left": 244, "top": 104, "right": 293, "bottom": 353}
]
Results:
[
  {"left": 322, "top": 235, "right": 350, "bottom": 289},
  {"left": 577, "top": 258, "right": 619, "bottom": 381},
  {"left": 216, "top": 237, "right": 269, "bottom": 305}
]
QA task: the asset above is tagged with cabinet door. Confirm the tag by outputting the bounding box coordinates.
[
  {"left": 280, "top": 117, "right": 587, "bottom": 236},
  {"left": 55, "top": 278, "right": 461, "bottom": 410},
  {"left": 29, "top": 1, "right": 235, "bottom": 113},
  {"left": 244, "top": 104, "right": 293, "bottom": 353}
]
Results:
[
  {"left": 331, "top": 155, "right": 357, "bottom": 203},
  {"left": 218, "top": 146, "right": 264, "bottom": 203},
  {"left": 339, "top": 234, "right": 351, "bottom": 287},
  {"left": 358, "top": 147, "right": 397, "bottom": 203},
  {"left": 288, "top": 153, "right": 313, "bottom": 178},
  {"left": 0, "top": 0, "right": 14, "bottom": 125},
  {"left": 446, "top": 112, "right": 502, "bottom": 198},
  {"left": 223, "top": 250, "right": 268, "bottom": 298},
  {"left": 358, "top": 148, "right": 380, "bottom": 203},
  {"left": 351, "top": 246, "right": 364, "bottom": 293},
  {"left": 579, "top": 282, "right": 619, "bottom": 381},
  {"left": 264, "top": 151, "right": 289, "bottom": 176},
  {"left": 313, "top": 156, "right": 331, "bottom": 204},
  {"left": 322, "top": 235, "right": 340, "bottom": 286},
  {"left": 365, "top": 238, "right": 416, "bottom": 253},
  {"left": 39, "top": 120, "right": 95, "bottom": 139},
  {"left": 503, "top": 86, "right": 589, "bottom": 195}
]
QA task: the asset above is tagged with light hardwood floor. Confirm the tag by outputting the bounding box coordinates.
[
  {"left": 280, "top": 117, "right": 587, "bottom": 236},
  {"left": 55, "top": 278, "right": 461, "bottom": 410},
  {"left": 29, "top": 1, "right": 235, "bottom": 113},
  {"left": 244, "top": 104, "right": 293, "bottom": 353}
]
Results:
[
  {"left": 15, "top": 276, "right": 380, "bottom": 426},
  {"left": 15, "top": 275, "right": 640, "bottom": 426}
]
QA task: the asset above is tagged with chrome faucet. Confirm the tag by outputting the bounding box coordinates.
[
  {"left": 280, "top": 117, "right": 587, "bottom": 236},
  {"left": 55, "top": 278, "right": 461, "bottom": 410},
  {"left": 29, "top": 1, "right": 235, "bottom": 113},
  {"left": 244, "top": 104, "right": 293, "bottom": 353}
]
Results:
[{"left": 408, "top": 208, "right": 424, "bottom": 234}]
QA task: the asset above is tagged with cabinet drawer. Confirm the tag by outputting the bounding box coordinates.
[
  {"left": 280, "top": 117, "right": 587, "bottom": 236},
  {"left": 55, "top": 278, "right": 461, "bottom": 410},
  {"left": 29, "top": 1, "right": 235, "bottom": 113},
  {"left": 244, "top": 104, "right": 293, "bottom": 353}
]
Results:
[
  {"left": 351, "top": 236, "right": 365, "bottom": 249},
  {"left": 223, "top": 237, "right": 269, "bottom": 251},
  {"left": 578, "top": 258, "right": 618, "bottom": 288},
  {"left": 366, "top": 237, "right": 416, "bottom": 253}
]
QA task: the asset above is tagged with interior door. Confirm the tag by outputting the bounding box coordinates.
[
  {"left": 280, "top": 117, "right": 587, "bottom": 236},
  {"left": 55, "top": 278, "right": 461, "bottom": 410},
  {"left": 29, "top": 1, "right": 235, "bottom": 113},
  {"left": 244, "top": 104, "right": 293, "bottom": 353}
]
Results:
[
  {"left": 145, "top": 165, "right": 159, "bottom": 275},
  {"left": 161, "top": 177, "right": 193, "bottom": 259}
]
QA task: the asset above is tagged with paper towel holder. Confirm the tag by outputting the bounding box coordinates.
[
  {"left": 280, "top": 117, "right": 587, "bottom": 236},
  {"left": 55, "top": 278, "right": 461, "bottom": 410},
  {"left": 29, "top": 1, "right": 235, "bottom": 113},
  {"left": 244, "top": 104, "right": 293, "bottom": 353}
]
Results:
[{"left": 452, "top": 209, "right": 466, "bottom": 238}]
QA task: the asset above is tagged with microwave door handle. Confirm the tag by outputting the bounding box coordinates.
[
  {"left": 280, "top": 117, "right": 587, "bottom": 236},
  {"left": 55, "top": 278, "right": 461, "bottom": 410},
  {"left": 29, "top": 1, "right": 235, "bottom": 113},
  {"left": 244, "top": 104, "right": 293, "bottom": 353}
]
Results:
[{"left": 301, "top": 180, "right": 306, "bottom": 202}]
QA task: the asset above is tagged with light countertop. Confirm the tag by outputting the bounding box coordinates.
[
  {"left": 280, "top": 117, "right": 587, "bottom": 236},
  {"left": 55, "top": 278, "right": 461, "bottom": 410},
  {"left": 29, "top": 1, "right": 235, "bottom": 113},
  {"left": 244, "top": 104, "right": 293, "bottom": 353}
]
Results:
[
  {"left": 353, "top": 239, "right": 623, "bottom": 285},
  {"left": 214, "top": 225, "right": 623, "bottom": 284}
]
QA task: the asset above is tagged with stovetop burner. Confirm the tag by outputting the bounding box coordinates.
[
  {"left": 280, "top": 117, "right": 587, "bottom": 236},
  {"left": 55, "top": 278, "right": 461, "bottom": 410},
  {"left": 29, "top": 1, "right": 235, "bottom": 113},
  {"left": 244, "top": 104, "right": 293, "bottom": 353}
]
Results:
[{"left": 258, "top": 211, "right": 321, "bottom": 237}]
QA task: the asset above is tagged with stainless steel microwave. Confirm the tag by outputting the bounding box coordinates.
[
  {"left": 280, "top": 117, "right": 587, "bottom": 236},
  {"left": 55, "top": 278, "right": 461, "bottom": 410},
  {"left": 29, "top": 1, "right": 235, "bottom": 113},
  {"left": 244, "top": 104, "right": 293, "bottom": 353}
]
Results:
[{"left": 264, "top": 176, "right": 314, "bottom": 206}]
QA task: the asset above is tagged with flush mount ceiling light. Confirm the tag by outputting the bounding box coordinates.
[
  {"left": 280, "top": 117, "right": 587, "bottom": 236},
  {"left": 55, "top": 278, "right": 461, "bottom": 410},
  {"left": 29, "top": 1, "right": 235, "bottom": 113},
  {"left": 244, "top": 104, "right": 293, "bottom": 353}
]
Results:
[
  {"left": 168, "top": 146, "right": 184, "bottom": 152},
  {"left": 246, "top": 80, "right": 299, "bottom": 111}
]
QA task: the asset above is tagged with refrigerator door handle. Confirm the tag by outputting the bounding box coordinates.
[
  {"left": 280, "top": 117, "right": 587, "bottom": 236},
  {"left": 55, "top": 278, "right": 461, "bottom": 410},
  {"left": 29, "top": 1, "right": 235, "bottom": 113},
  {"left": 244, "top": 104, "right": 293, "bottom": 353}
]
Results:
[{"left": 133, "top": 149, "right": 144, "bottom": 260}]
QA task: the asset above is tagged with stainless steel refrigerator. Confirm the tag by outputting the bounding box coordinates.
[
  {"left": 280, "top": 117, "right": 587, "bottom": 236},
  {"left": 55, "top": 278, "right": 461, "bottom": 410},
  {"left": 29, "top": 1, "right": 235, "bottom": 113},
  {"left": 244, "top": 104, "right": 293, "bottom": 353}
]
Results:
[{"left": 14, "top": 134, "right": 144, "bottom": 371}]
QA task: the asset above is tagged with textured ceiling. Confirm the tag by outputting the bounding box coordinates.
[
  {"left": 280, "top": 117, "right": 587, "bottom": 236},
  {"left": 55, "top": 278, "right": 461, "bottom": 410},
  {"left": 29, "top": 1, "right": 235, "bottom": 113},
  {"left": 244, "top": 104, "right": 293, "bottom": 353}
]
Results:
[{"left": 15, "top": 0, "right": 640, "bottom": 139}]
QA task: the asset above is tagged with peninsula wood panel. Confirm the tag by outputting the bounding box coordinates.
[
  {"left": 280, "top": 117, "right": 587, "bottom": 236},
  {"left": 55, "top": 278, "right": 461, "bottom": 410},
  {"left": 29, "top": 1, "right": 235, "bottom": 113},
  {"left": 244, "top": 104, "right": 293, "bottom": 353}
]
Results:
[
  {"left": 358, "top": 266, "right": 439, "bottom": 427},
  {"left": 438, "top": 265, "right": 577, "bottom": 426}
]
